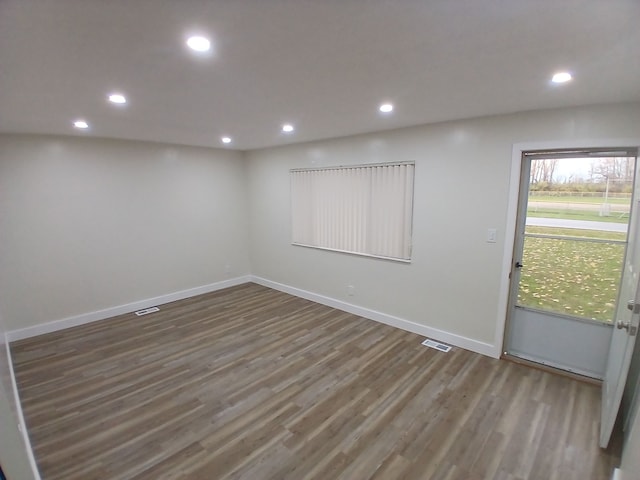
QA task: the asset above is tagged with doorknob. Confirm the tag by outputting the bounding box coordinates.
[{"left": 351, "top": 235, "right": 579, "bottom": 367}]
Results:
[{"left": 617, "top": 320, "right": 638, "bottom": 336}]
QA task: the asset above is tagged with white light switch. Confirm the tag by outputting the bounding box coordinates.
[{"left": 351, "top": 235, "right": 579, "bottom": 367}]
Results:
[{"left": 487, "top": 228, "right": 497, "bottom": 243}]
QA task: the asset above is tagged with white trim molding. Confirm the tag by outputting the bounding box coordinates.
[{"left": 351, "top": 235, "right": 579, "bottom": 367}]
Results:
[
  {"left": 6, "top": 339, "right": 41, "bottom": 479},
  {"left": 251, "top": 276, "right": 497, "bottom": 358},
  {"left": 8, "top": 273, "right": 496, "bottom": 358},
  {"left": 7, "top": 276, "right": 251, "bottom": 341}
]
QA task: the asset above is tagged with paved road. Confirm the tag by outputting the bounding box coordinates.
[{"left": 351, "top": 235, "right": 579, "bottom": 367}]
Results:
[{"left": 526, "top": 217, "right": 628, "bottom": 233}]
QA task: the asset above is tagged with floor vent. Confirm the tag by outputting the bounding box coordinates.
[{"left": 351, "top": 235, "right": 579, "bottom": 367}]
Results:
[
  {"left": 421, "top": 338, "right": 452, "bottom": 352},
  {"left": 134, "top": 306, "right": 160, "bottom": 316}
]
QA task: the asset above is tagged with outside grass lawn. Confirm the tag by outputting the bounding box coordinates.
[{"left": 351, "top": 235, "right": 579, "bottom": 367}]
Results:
[
  {"left": 526, "top": 226, "right": 627, "bottom": 241},
  {"left": 518, "top": 227, "right": 626, "bottom": 322},
  {"left": 529, "top": 194, "right": 631, "bottom": 205},
  {"left": 527, "top": 208, "right": 629, "bottom": 223}
]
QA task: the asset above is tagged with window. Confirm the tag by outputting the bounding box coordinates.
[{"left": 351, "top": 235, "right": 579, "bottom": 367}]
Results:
[{"left": 291, "top": 162, "right": 415, "bottom": 261}]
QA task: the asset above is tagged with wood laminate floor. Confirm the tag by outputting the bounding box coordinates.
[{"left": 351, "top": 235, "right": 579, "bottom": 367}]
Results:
[{"left": 11, "top": 283, "right": 621, "bottom": 480}]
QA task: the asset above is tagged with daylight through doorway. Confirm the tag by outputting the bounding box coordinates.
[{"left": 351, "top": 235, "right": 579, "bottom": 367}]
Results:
[
  {"left": 519, "top": 154, "right": 634, "bottom": 323},
  {"left": 505, "top": 148, "right": 638, "bottom": 378}
]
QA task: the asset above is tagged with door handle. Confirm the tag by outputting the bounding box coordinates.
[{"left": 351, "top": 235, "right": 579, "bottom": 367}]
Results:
[
  {"left": 515, "top": 261, "right": 524, "bottom": 269},
  {"left": 617, "top": 320, "right": 638, "bottom": 336}
]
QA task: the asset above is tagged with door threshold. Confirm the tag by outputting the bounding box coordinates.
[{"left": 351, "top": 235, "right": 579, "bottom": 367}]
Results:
[{"left": 501, "top": 353, "right": 602, "bottom": 386}]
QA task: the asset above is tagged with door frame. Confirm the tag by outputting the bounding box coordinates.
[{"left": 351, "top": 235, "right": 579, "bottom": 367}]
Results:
[{"left": 494, "top": 138, "right": 640, "bottom": 358}]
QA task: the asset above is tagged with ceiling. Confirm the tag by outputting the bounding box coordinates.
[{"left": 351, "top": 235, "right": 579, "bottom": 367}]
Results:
[{"left": 1, "top": 0, "right": 639, "bottom": 151}]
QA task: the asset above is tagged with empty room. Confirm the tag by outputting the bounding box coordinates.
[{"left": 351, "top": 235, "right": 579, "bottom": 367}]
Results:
[{"left": 1, "top": 1, "right": 640, "bottom": 479}]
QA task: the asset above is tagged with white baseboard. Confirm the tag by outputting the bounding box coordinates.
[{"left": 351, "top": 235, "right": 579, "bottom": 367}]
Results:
[
  {"left": 7, "top": 276, "right": 251, "bottom": 341},
  {"left": 251, "top": 276, "right": 498, "bottom": 358},
  {"left": 7, "top": 273, "right": 498, "bottom": 360},
  {"left": 6, "top": 338, "right": 41, "bottom": 479}
]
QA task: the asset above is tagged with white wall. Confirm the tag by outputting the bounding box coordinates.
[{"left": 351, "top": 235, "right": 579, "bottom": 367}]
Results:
[
  {"left": 0, "top": 135, "right": 251, "bottom": 331},
  {"left": 246, "top": 102, "right": 640, "bottom": 354}
]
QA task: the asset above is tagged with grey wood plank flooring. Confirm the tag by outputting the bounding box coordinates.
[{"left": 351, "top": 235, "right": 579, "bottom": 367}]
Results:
[{"left": 11, "top": 283, "right": 621, "bottom": 479}]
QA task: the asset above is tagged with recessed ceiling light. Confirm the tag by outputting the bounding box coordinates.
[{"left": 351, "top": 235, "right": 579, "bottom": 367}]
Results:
[
  {"left": 282, "top": 124, "right": 294, "bottom": 133},
  {"left": 186, "top": 36, "right": 211, "bottom": 52},
  {"left": 221, "top": 136, "right": 232, "bottom": 144},
  {"left": 379, "top": 103, "right": 394, "bottom": 113},
  {"left": 551, "top": 72, "right": 572, "bottom": 83},
  {"left": 108, "top": 93, "right": 127, "bottom": 104},
  {"left": 73, "top": 120, "right": 89, "bottom": 129}
]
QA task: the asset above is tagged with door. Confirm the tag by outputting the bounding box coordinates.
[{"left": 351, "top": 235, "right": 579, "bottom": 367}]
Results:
[
  {"left": 613, "top": 383, "right": 640, "bottom": 478},
  {"left": 600, "top": 195, "right": 640, "bottom": 447},
  {"left": 505, "top": 149, "right": 637, "bottom": 379}
]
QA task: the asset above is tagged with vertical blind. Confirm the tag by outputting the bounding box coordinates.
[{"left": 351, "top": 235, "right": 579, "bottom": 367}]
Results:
[{"left": 291, "top": 162, "right": 415, "bottom": 261}]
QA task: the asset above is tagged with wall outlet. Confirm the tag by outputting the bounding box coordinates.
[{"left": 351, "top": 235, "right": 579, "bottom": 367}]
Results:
[
  {"left": 347, "top": 285, "right": 355, "bottom": 296},
  {"left": 224, "top": 264, "right": 231, "bottom": 274}
]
